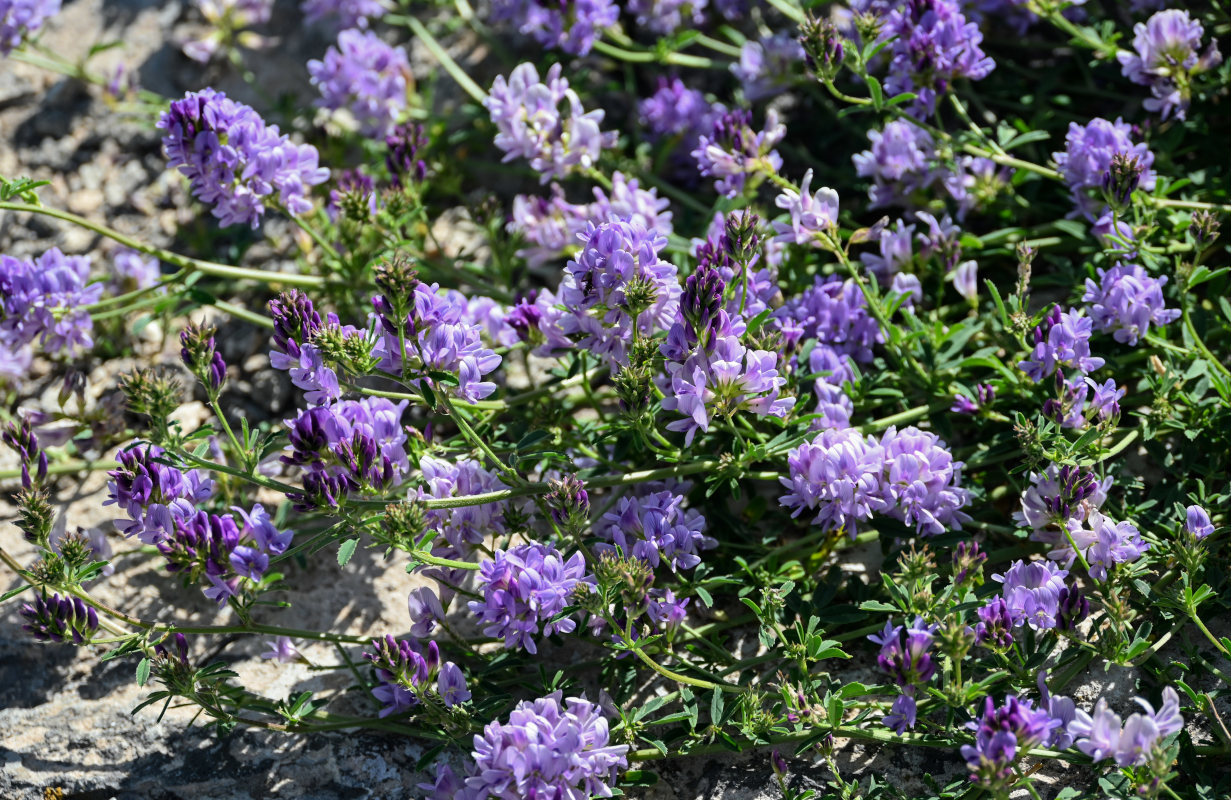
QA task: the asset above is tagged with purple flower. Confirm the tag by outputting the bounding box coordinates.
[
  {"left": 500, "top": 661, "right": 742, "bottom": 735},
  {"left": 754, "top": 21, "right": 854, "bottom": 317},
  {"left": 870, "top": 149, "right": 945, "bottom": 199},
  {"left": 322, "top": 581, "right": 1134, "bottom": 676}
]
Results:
[
  {"left": 111, "top": 248, "right": 161, "bottom": 292},
  {"left": 1054, "top": 118, "right": 1156, "bottom": 218},
  {"left": 418, "top": 455, "right": 508, "bottom": 561},
  {"left": 774, "top": 276, "right": 881, "bottom": 361},
  {"left": 596, "top": 488, "right": 714, "bottom": 571},
  {"left": 309, "top": 29, "right": 409, "bottom": 138},
  {"left": 301, "top": 0, "right": 389, "bottom": 29},
  {"left": 234, "top": 503, "right": 292, "bottom": 555},
  {"left": 773, "top": 170, "right": 839, "bottom": 247},
  {"left": 1118, "top": 10, "right": 1222, "bottom": 120},
  {"left": 463, "top": 693, "right": 628, "bottom": 799},
  {"left": 548, "top": 218, "right": 681, "bottom": 366},
  {"left": 991, "top": 559, "right": 1069, "bottom": 630},
  {"left": 0, "top": 0, "right": 61, "bottom": 54},
  {"left": 1013, "top": 463, "right": 1111, "bottom": 535},
  {"left": 879, "top": 0, "right": 995, "bottom": 116},
  {"left": 485, "top": 63, "right": 615, "bottom": 180},
  {"left": 1070, "top": 687, "right": 1183, "bottom": 767},
  {"left": 386, "top": 122, "right": 428, "bottom": 186},
  {"left": 0, "top": 249, "right": 101, "bottom": 377},
  {"left": 883, "top": 694, "right": 918, "bottom": 734},
  {"left": 106, "top": 443, "right": 215, "bottom": 544},
  {"left": 638, "top": 77, "right": 724, "bottom": 181},
  {"left": 974, "top": 598, "right": 1014, "bottom": 649},
  {"left": 951, "top": 383, "right": 994, "bottom": 415},
  {"left": 853, "top": 120, "right": 946, "bottom": 209},
  {"left": 407, "top": 586, "right": 446, "bottom": 639},
  {"left": 1082, "top": 264, "right": 1179, "bottom": 345},
  {"left": 869, "top": 616, "right": 937, "bottom": 687},
  {"left": 261, "top": 636, "right": 302, "bottom": 663},
  {"left": 158, "top": 89, "right": 329, "bottom": 228},
  {"left": 364, "top": 636, "right": 468, "bottom": 716},
  {"left": 1018, "top": 305, "right": 1105, "bottom": 382},
  {"left": 627, "top": 0, "right": 706, "bottom": 34},
  {"left": 876, "top": 426, "right": 971, "bottom": 535},
  {"left": 1053, "top": 510, "right": 1149, "bottom": 581},
  {"left": 372, "top": 282, "right": 503, "bottom": 403},
  {"left": 779, "top": 428, "right": 884, "bottom": 536},
  {"left": 469, "top": 544, "right": 589, "bottom": 653},
  {"left": 19, "top": 592, "right": 98, "bottom": 644},
  {"left": 692, "top": 108, "right": 786, "bottom": 198},
  {"left": 1186, "top": 504, "right": 1215, "bottom": 540},
  {"left": 159, "top": 509, "right": 246, "bottom": 602},
  {"left": 490, "top": 0, "right": 616, "bottom": 55},
  {"left": 283, "top": 398, "right": 411, "bottom": 507},
  {"left": 961, "top": 696, "right": 1059, "bottom": 787},
  {"left": 731, "top": 33, "right": 804, "bottom": 101}
]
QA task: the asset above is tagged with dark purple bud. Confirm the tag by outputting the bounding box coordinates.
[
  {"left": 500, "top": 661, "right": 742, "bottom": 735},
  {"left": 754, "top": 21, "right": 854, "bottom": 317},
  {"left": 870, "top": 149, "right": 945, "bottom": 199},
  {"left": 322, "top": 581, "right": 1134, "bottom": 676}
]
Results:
[
  {"left": 19, "top": 592, "right": 99, "bottom": 644},
  {"left": 545, "top": 474, "right": 590, "bottom": 532},
  {"left": 1189, "top": 210, "right": 1220, "bottom": 247},
  {"left": 386, "top": 122, "right": 429, "bottom": 188},
  {"left": 682, "top": 264, "right": 725, "bottom": 342},
  {"left": 1101, "top": 152, "right": 1144, "bottom": 209},
  {"left": 771, "top": 750, "right": 788, "bottom": 778},
  {"left": 1056, "top": 586, "right": 1089, "bottom": 632},
  {"left": 269, "top": 290, "right": 323, "bottom": 354}
]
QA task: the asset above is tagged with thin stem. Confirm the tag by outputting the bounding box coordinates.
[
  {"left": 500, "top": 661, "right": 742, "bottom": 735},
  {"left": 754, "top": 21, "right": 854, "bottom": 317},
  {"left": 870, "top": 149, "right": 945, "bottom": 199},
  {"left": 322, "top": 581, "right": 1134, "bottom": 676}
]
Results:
[
  {"left": 0, "top": 202, "right": 329, "bottom": 288},
  {"left": 400, "top": 16, "right": 488, "bottom": 103}
]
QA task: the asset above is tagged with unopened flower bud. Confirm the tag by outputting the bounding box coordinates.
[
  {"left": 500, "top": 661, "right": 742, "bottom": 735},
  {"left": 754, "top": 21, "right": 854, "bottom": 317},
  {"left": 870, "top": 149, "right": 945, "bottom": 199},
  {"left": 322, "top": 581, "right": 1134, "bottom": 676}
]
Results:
[{"left": 19, "top": 592, "right": 98, "bottom": 644}]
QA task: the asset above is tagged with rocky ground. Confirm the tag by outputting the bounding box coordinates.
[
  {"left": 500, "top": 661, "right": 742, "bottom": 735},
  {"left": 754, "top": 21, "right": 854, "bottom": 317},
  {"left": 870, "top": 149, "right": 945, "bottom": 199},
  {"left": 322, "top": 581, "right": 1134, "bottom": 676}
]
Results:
[{"left": 2, "top": 2, "right": 1230, "bottom": 799}]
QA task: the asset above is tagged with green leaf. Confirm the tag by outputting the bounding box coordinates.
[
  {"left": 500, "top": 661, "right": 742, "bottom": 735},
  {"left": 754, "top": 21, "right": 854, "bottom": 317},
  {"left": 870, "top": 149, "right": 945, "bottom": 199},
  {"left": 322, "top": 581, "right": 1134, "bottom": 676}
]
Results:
[
  {"left": 1188, "top": 265, "right": 1229, "bottom": 288},
  {"left": 136, "top": 657, "right": 151, "bottom": 687},
  {"left": 866, "top": 76, "right": 884, "bottom": 109},
  {"left": 337, "top": 538, "right": 359, "bottom": 568},
  {"left": 710, "top": 689, "right": 725, "bottom": 725},
  {"left": 517, "top": 430, "right": 551, "bottom": 451},
  {"left": 0, "top": 584, "right": 31, "bottom": 604}
]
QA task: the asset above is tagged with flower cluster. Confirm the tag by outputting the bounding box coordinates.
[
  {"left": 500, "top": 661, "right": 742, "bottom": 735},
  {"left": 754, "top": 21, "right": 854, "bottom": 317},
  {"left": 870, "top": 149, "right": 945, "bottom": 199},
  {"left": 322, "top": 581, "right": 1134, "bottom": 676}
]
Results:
[
  {"left": 638, "top": 77, "right": 724, "bottom": 181},
  {"left": 878, "top": 0, "right": 995, "bottom": 115},
  {"left": 596, "top": 487, "right": 714, "bottom": 571},
  {"left": 1018, "top": 305, "right": 1105, "bottom": 382},
  {"left": 731, "top": 33, "right": 804, "bottom": 101},
  {"left": 628, "top": 0, "right": 706, "bottom": 36},
  {"left": 961, "top": 696, "right": 1059, "bottom": 788},
  {"left": 159, "top": 89, "right": 329, "bottom": 228},
  {"left": 485, "top": 63, "right": 615, "bottom": 181},
  {"left": 1055, "top": 510, "right": 1150, "bottom": 581},
  {"left": 0, "top": 248, "right": 101, "bottom": 386},
  {"left": 19, "top": 592, "right": 98, "bottom": 644},
  {"left": 455, "top": 693, "right": 628, "bottom": 799},
  {"left": 779, "top": 426, "right": 970, "bottom": 537},
  {"left": 1082, "top": 264, "right": 1179, "bottom": 345},
  {"left": 106, "top": 444, "right": 215, "bottom": 544},
  {"left": 1070, "top": 687, "right": 1183, "bottom": 767},
  {"left": 1118, "top": 10, "right": 1222, "bottom": 120},
  {"left": 282, "top": 398, "right": 411, "bottom": 508},
  {"left": 364, "top": 636, "right": 469, "bottom": 716},
  {"left": 772, "top": 170, "right": 840, "bottom": 247},
  {"left": 0, "top": 0, "right": 60, "bottom": 55},
  {"left": 991, "top": 559, "right": 1070, "bottom": 630},
  {"left": 692, "top": 108, "right": 786, "bottom": 197},
  {"left": 1053, "top": 117, "right": 1156, "bottom": 218},
  {"left": 489, "top": 0, "right": 616, "bottom": 56},
  {"left": 469, "top": 544, "right": 589, "bottom": 653},
  {"left": 309, "top": 29, "right": 410, "bottom": 138},
  {"left": 418, "top": 455, "right": 508, "bottom": 561},
  {"left": 372, "top": 282, "right": 503, "bottom": 404},
  {"left": 300, "top": 0, "right": 389, "bottom": 29},
  {"left": 868, "top": 616, "right": 938, "bottom": 733}
]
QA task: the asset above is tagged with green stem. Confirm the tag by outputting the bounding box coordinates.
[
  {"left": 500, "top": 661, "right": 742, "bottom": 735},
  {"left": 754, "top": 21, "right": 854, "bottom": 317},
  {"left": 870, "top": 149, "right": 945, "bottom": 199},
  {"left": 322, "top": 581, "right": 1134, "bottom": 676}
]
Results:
[
  {"left": 591, "top": 40, "right": 718, "bottom": 69},
  {"left": 399, "top": 16, "right": 488, "bottom": 103},
  {"left": 0, "top": 202, "right": 329, "bottom": 288}
]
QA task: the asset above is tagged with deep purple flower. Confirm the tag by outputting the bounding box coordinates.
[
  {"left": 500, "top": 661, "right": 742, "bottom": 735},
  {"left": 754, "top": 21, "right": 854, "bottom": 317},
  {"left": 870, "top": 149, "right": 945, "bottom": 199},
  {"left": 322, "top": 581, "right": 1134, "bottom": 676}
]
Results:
[
  {"left": 879, "top": 0, "right": 995, "bottom": 116},
  {"left": 1185, "top": 504, "right": 1215, "bottom": 540},
  {"left": 386, "top": 122, "right": 429, "bottom": 186},
  {"left": 884, "top": 694, "right": 918, "bottom": 734},
  {"left": 19, "top": 592, "right": 98, "bottom": 644},
  {"left": 309, "top": 29, "right": 409, "bottom": 138},
  {"left": 1082, "top": 264, "right": 1179, "bottom": 345},
  {"left": 485, "top": 63, "right": 615, "bottom": 181},
  {"left": 961, "top": 696, "right": 1059, "bottom": 787},
  {"left": 158, "top": 89, "right": 329, "bottom": 228},
  {"left": 0, "top": 249, "right": 101, "bottom": 376},
  {"left": 469, "top": 544, "right": 589, "bottom": 653},
  {"left": 1054, "top": 118, "right": 1156, "bottom": 218},
  {"left": 106, "top": 443, "right": 215, "bottom": 544},
  {"left": 283, "top": 398, "right": 411, "bottom": 507},
  {"left": 1118, "top": 10, "right": 1221, "bottom": 120},
  {"left": 301, "top": 0, "right": 389, "bottom": 29},
  {"left": 0, "top": 0, "right": 61, "bottom": 54},
  {"left": 1014, "top": 463, "right": 1111, "bottom": 535},
  {"left": 974, "top": 598, "right": 1014, "bottom": 649},
  {"left": 596, "top": 488, "right": 714, "bottom": 571},
  {"left": 1018, "top": 305, "right": 1105, "bottom": 382},
  {"left": 364, "top": 636, "right": 469, "bottom": 717},
  {"left": 490, "top": 0, "right": 616, "bottom": 55},
  {"left": 992, "top": 559, "right": 1069, "bottom": 630},
  {"left": 463, "top": 693, "right": 628, "bottom": 799},
  {"left": 692, "top": 108, "right": 786, "bottom": 198},
  {"left": 869, "top": 616, "right": 938, "bottom": 687}
]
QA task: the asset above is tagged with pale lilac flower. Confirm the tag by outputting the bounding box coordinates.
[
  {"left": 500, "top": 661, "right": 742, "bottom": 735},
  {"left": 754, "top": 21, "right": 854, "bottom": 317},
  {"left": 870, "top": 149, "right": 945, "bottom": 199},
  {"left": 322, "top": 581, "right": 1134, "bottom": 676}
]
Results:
[
  {"left": 309, "top": 29, "right": 410, "bottom": 138},
  {"left": 1018, "top": 306, "right": 1105, "bottom": 382},
  {"left": 261, "top": 636, "right": 301, "bottom": 663},
  {"left": 1052, "top": 510, "right": 1149, "bottom": 581},
  {"left": 485, "top": 63, "right": 615, "bottom": 180},
  {"left": 1, "top": 248, "right": 102, "bottom": 375},
  {"left": 111, "top": 249, "right": 161, "bottom": 291},
  {"left": 469, "top": 544, "right": 589, "bottom": 653},
  {"left": 1070, "top": 687, "right": 1183, "bottom": 767},
  {"left": 877, "top": 426, "right": 971, "bottom": 536},
  {"left": 992, "top": 559, "right": 1069, "bottom": 630},
  {"left": 879, "top": 0, "right": 995, "bottom": 116},
  {"left": 1118, "top": 10, "right": 1222, "bottom": 120},
  {"left": 627, "top": 0, "right": 706, "bottom": 35},
  {"left": 773, "top": 169, "right": 839, "bottom": 246},
  {"left": 853, "top": 120, "right": 945, "bottom": 209},
  {"left": 596, "top": 489, "right": 714, "bottom": 571},
  {"left": 1083, "top": 264, "right": 1179, "bottom": 345},
  {"left": 159, "top": 89, "right": 329, "bottom": 228},
  {"left": 490, "top": 0, "right": 617, "bottom": 55},
  {"left": 779, "top": 428, "right": 885, "bottom": 536},
  {"left": 1054, "top": 118, "right": 1156, "bottom": 218},
  {"left": 731, "top": 33, "right": 804, "bottom": 101},
  {"left": 1186, "top": 504, "right": 1215, "bottom": 540},
  {"left": 463, "top": 693, "right": 628, "bottom": 799},
  {"left": 301, "top": 0, "right": 390, "bottom": 29}
]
